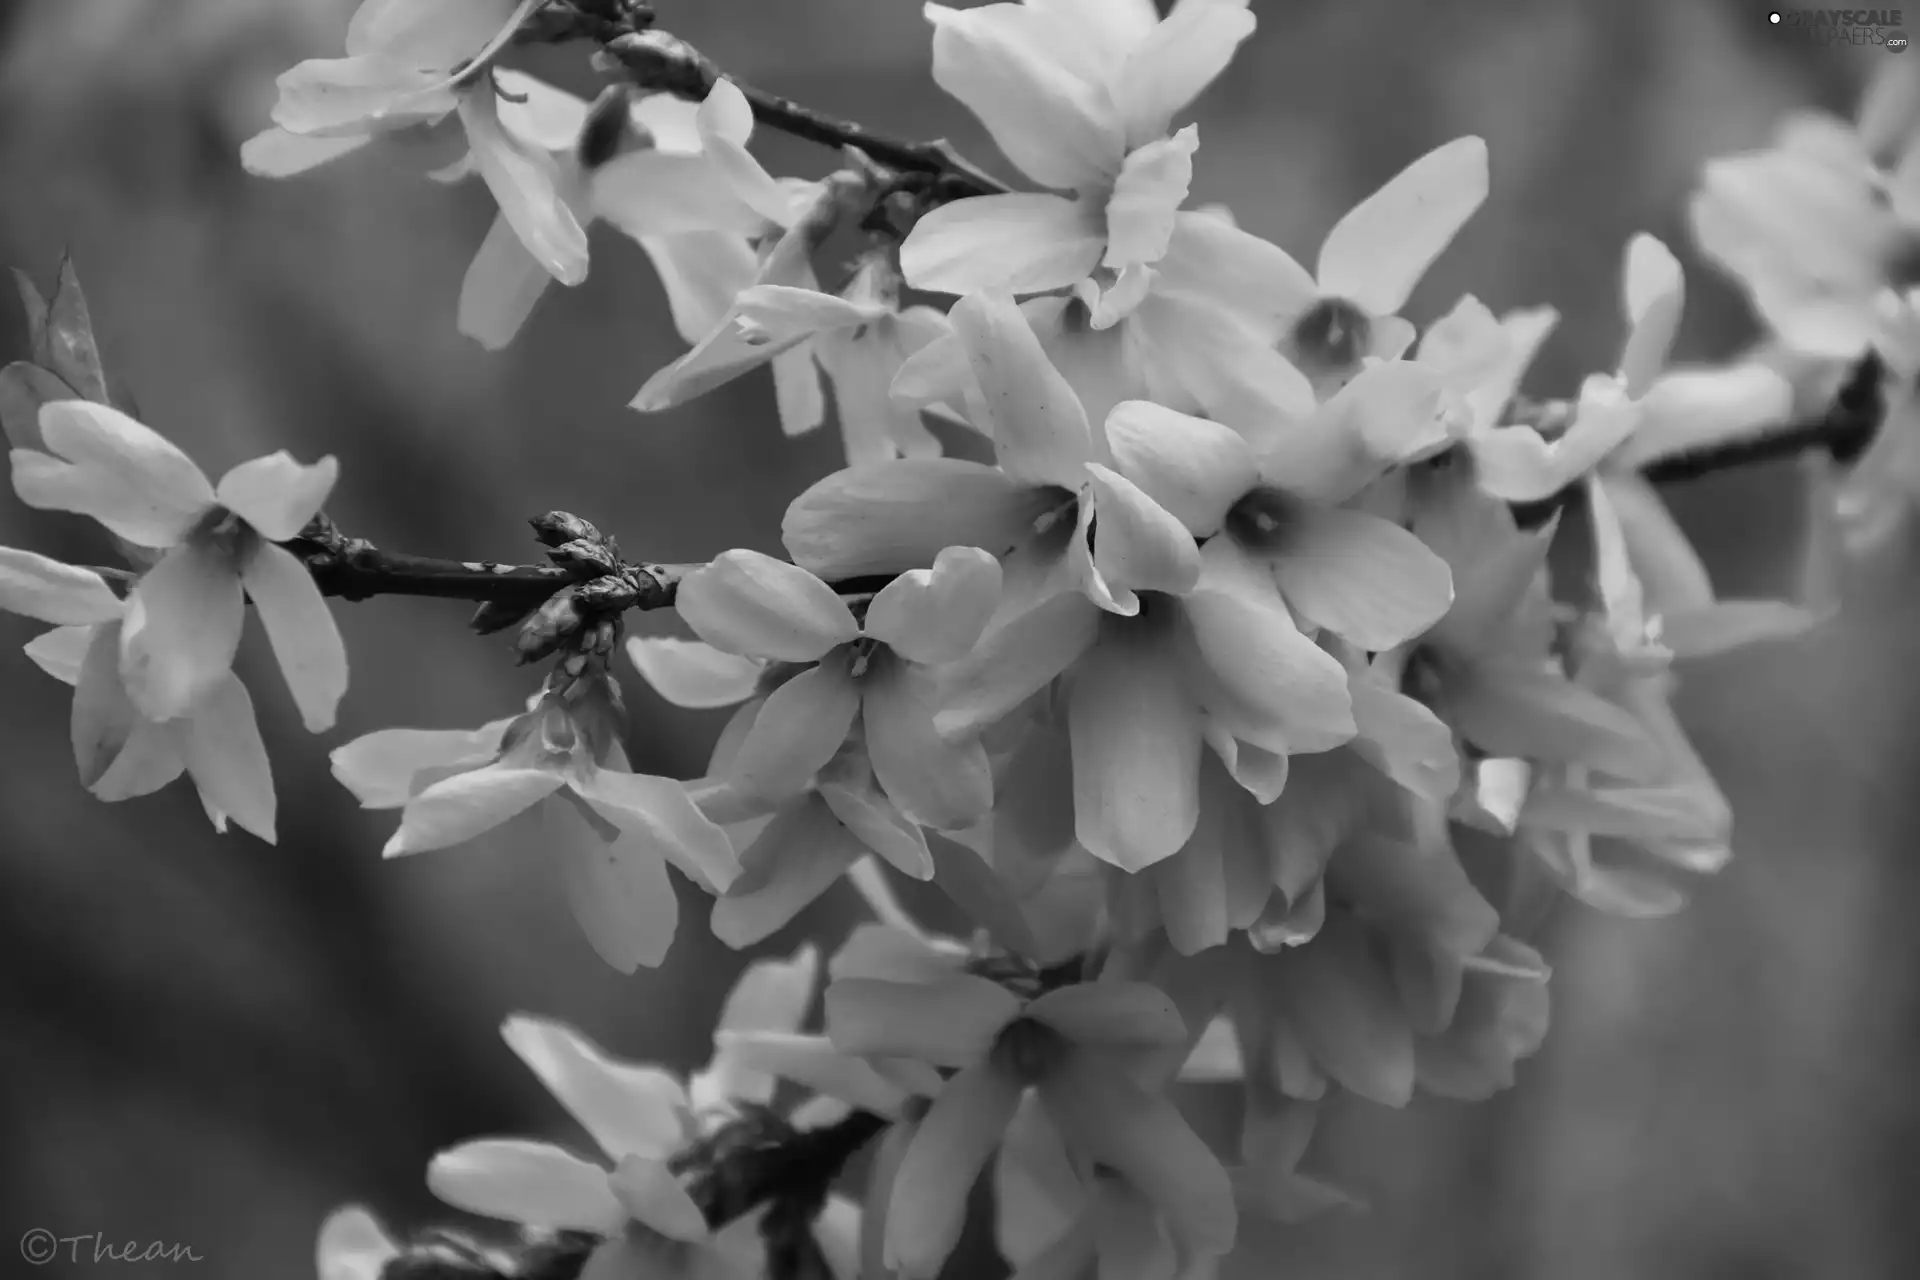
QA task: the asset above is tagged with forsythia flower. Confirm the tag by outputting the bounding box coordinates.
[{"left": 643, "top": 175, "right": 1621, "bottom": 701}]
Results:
[
  {"left": 0, "top": 548, "right": 278, "bottom": 840},
  {"left": 824, "top": 971, "right": 1234, "bottom": 1277},
  {"left": 329, "top": 671, "right": 738, "bottom": 971},
  {"left": 901, "top": 0, "right": 1256, "bottom": 300},
  {"left": 11, "top": 400, "right": 348, "bottom": 731},
  {"left": 244, "top": 0, "right": 591, "bottom": 295}
]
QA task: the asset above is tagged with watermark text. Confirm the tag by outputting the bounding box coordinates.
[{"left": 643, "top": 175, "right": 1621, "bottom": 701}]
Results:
[{"left": 20, "top": 1230, "right": 204, "bottom": 1266}]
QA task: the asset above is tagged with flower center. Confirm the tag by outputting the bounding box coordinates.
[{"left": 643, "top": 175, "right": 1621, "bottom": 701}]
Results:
[
  {"left": 1290, "top": 296, "right": 1372, "bottom": 370},
  {"left": 991, "top": 1016, "right": 1068, "bottom": 1085},
  {"left": 1223, "top": 486, "right": 1298, "bottom": 550}
]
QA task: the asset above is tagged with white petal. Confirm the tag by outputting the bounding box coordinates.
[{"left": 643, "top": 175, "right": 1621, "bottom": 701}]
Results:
[
  {"left": 1103, "top": 400, "right": 1257, "bottom": 536},
  {"left": 242, "top": 540, "right": 347, "bottom": 733},
  {"left": 214, "top": 452, "right": 337, "bottom": 541},
  {"left": 927, "top": 4, "right": 1127, "bottom": 190},
  {"left": 695, "top": 80, "right": 793, "bottom": 225},
  {"left": 427, "top": 1139, "right": 625, "bottom": 1233},
  {"left": 70, "top": 619, "right": 178, "bottom": 795},
  {"left": 825, "top": 975, "right": 1017, "bottom": 1065},
  {"left": 180, "top": 674, "right": 277, "bottom": 843},
  {"left": 1612, "top": 363, "right": 1794, "bottom": 469},
  {"left": 119, "top": 541, "right": 245, "bottom": 722},
  {"left": 936, "top": 591, "right": 1100, "bottom": 740},
  {"left": 1316, "top": 137, "right": 1489, "bottom": 316},
  {"left": 1155, "top": 211, "right": 1318, "bottom": 328},
  {"left": 712, "top": 1031, "right": 913, "bottom": 1117},
  {"left": 458, "top": 89, "right": 589, "bottom": 287},
  {"left": 1268, "top": 506, "right": 1453, "bottom": 650},
  {"left": 1131, "top": 291, "right": 1317, "bottom": 434},
  {"left": 1024, "top": 981, "right": 1186, "bottom": 1046},
  {"left": 1085, "top": 463, "right": 1202, "bottom": 601},
  {"left": 1349, "top": 678, "right": 1459, "bottom": 800},
  {"left": 676, "top": 550, "right": 858, "bottom": 662},
  {"left": 1659, "top": 599, "right": 1821, "bottom": 658},
  {"left": 458, "top": 212, "right": 554, "bottom": 350},
  {"left": 711, "top": 794, "right": 865, "bottom": 947},
  {"left": 1103, "top": 126, "right": 1197, "bottom": 271},
  {"left": 577, "top": 768, "right": 743, "bottom": 895},
  {"left": 783, "top": 458, "right": 1047, "bottom": 579},
  {"left": 384, "top": 763, "right": 563, "bottom": 856},
  {"left": 316, "top": 1207, "right": 398, "bottom": 1280},
  {"left": 1257, "top": 359, "right": 1450, "bottom": 503},
  {"left": 636, "top": 231, "right": 760, "bottom": 345},
  {"left": 952, "top": 291, "right": 1097, "bottom": 486},
  {"left": 555, "top": 797, "right": 681, "bottom": 973},
  {"left": 19, "top": 401, "right": 213, "bottom": 545},
  {"left": 818, "top": 750, "right": 937, "bottom": 877},
  {"left": 1068, "top": 623, "right": 1204, "bottom": 871},
  {"left": 0, "top": 547, "right": 122, "bottom": 624},
  {"left": 726, "top": 658, "right": 860, "bottom": 801},
  {"left": 886, "top": 1062, "right": 1024, "bottom": 1278},
  {"left": 1469, "top": 374, "right": 1640, "bottom": 502},
  {"left": 501, "top": 1017, "right": 692, "bottom": 1161},
  {"left": 626, "top": 636, "right": 764, "bottom": 708},
  {"left": 1280, "top": 913, "right": 1414, "bottom": 1106},
  {"left": 329, "top": 720, "right": 513, "bottom": 809},
  {"left": 241, "top": 127, "right": 372, "bottom": 177},
  {"left": 25, "top": 622, "right": 96, "bottom": 684},
  {"left": 268, "top": 57, "right": 451, "bottom": 136},
  {"left": 774, "top": 342, "right": 827, "bottom": 438},
  {"left": 345, "top": 0, "right": 522, "bottom": 62},
  {"left": 1616, "top": 233, "right": 1683, "bottom": 397},
  {"left": 901, "top": 195, "right": 1106, "bottom": 296},
  {"left": 1113, "top": 0, "right": 1256, "bottom": 147},
  {"left": 864, "top": 545, "right": 1003, "bottom": 665},
  {"left": 862, "top": 656, "right": 994, "bottom": 830}
]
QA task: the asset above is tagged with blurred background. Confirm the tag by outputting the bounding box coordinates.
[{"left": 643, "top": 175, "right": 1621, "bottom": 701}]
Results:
[{"left": 3, "top": 0, "right": 1918, "bottom": 1276}]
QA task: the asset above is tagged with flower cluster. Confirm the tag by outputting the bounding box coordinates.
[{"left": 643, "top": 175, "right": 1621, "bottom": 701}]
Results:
[{"left": 1, "top": 3, "right": 1911, "bottom": 1280}]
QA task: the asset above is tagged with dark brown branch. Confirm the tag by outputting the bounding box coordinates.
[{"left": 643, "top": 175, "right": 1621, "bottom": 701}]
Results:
[{"left": 520, "top": 2, "right": 1008, "bottom": 198}]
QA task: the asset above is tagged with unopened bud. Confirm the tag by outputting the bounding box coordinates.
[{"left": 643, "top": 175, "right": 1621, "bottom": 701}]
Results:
[
  {"left": 574, "top": 574, "right": 641, "bottom": 612},
  {"left": 548, "top": 538, "right": 621, "bottom": 578},
  {"left": 516, "top": 589, "right": 585, "bottom": 663},
  {"left": 470, "top": 599, "right": 538, "bottom": 635},
  {"left": 529, "top": 512, "right": 602, "bottom": 548}
]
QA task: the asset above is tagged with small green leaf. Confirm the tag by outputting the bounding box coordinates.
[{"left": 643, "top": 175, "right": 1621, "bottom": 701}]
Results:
[
  {"left": 46, "top": 253, "right": 110, "bottom": 403},
  {"left": 13, "top": 267, "right": 49, "bottom": 361},
  {"left": 0, "top": 359, "right": 74, "bottom": 451}
]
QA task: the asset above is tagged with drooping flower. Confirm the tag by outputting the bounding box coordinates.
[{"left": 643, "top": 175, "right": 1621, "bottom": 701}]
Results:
[
  {"left": 900, "top": 0, "right": 1257, "bottom": 302},
  {"left": 0, "top": 549, "right": 278, "bottom": 841},
  {"left": 453, "top": 75, "right": 790, "bottom": 349},
  {"left": 329, "top": 670, "right": 738, "bottom": 971},
  {"left": 12, "top": 400, "right": 348, "bottom": 732},
  {"left": 243, "top": 0, "right": 591, "bottom": 294}
]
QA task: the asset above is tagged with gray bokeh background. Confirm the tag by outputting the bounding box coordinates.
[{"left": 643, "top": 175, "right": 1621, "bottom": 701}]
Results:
[{"left": 3, "top": 1, "right": 1917, "bottom": 1277}]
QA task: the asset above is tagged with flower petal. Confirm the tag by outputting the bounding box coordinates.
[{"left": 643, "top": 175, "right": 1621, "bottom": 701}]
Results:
[
  {"left": 70, "top": 619, "right": 174, "bottom": 795},
  {"left": 1103, "top": 126, "right": 1197, "bottom": 271},
  {"left": 316, "top": 1207, "right": 398, "bottom": 1280},
  {"left": 901, "top": 195, "right": 1106, "bottom": 296},
  {"left": 825, "top": 975, "right": 1018, "bottom": 1066},
  {"left": 241, "top": 127, "right": 373, "bottom": 177},
  {"left": 577, "top": 768, "right": 743, "bottom": 895},
  {"left": 1039, "top": 1056, "right": 1237, "bottom": 1260},
  {"left": 818, "top": 749, "right": 937, "bottom": 878},
  {"left": 695, "top": 80, "right": 793, "bottom": 226},
  {"left": 886, "top": 1061, "right": 1024, "bottom": 1278},
  {"left": 1102, "top": 401, "right": 1258, "bottom": 537},
  {"left": 427, "top": 1139, "right": 625, "bottom": 1233},
  {"left": 784, "top": 458, "right": 1050, "bottom": 579},
  {"left": 458, "top": 89, "right": 589, "bottom": 287},
  {"left": 726, "top": 656, "right": 860, "bottom": 801},
  {"left": 119, "top": 540, "right": 245, "bottom": 722},
  {"left": 1267, "top": 506, "right": 1453, "bottom": 650},
  {"left": 458, "top": 212, "right": 554, "bottom": 351},
  {"left": 1438, "top": 661, "right": 1659, "bottom": 781},
  {"left": 926, "top": 3, "right": 1126, "bottom": 190},
  {"left": 18, "top": 401, "right": 214, "bottom": 545},
  {"left": 935, "top": 591, "right": 1100, "bottom": 739},
  {"left": 214, "top": 453, "right": 337, "bottom": 542},
  {"left": 329, "top": 721, "right": 513, "bottom": 809},
  {"left": 1113, "top": 0, "right": 1256, "bottom": 147},
  {"left": 242, "top": 540, "right": 347, "bottom": 733},
  {"left": 635, "top": 231, "right": 760, "bottom": 345},
  {"left": 1316, "top": 136, "right": 1489, "bottom": 316},
  {"left": 1616, "top": 233, "right": 1683, "bottom": 397},
  {"left": 609, "top": 1156, "right": 709, "bottom": 1242},
  {"left": 501, "top": 1017, "right": 692, "bottom": 1162},
  {"left": 1349, "top": 677, "right": 1459, "bottom": 800},
  {"left": 1085, "top": 463, "right": 1203, "bottom": 601},
  {"left": 863, "top": 655, "right": 994, "bottom": 830},
  {"left": 1613, "top": 363, "right": 1794, "bottom": 469},
  {"left": 711, "top": 793, "right": 865, "bottom": 947},
  {"left": 863, "top": 545, "right": 1003, "bottom": 665},
  {"left": 0, "top": 547, "right": 122, "bottom": 624},
  {"left": 1067, "top": 620, "right": 1204, "bottom": 871},
  {"left": 25, "top": 622, "right": 95, "bottom": 684},
  {"left": 1280, "top": 913, "right": 1415, "bottom": 1106},
  {"left": 1155, "top": 211, "right": 1317, "bottom": 327},
  {"left": 1025, "top": 981, "right": 1186, "bottom": 1047},
  {"left": 1469, "top": 374, "right": 1639, "bottom": 502},
  {"left": 626, "top": 636, "right": 764, "bottom": 708},
  {"left": 383, "top": 763, "right": 563, "bottom": 856},
  {"left": 951, "top": 291, "right": 1096, "bottom": 486},
  {"left": 180, "top": 674, "right": 277, "bottom": 843},
  {"left": 554, "top": 796, "right": 681, "bottom": 973},
  {"left": 676, "top": 549, "right": 859, "bottom": 662}
]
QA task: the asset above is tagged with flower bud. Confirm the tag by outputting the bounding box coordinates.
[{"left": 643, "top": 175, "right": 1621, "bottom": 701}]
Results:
[
  {"left": 529, "top": 512, "right": 603, "bottom": 548},
  {"left": 548, "top": 538, "right": 621, "bottom": 578}
]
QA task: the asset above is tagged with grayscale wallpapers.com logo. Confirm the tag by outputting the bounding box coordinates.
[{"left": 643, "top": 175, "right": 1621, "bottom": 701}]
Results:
[{"left": 1770, "top": 8, "right": 1910, "bottom": 49}]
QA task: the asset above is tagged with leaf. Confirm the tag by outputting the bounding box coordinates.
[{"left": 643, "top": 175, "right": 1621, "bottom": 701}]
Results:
[
  {"left": 46, "top": 253, "right": 110, "bottom": 403},
  {"left": 14, "top": 267, "right": 49, "bottom": 360}
]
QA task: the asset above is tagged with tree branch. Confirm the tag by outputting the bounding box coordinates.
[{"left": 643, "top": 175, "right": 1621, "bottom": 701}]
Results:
[{"left": 520, "top": 1, "right": 1009, "bottom": 198}]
